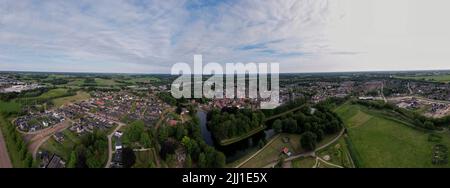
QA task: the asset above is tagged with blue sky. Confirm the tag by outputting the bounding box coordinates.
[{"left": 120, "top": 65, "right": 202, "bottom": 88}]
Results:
[{"left": 1, "top": 0, "right": 450, "bottom": 73}]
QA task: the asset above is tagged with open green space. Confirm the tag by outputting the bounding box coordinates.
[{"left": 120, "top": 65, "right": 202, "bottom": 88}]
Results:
[
  {"left": 52, "top": 91, "right": 90, "bottom": 107},
  {"left": 0, "top": 114, "right": 27, "bottom": 167},
  {"left": 241, "top": 133, "right": 302, "bottom": 168},
  {"left": 133, "top": 149, "right": 158, "bottom": 168},
  {"left": 18, "top": 88, "right": 71, "bottom": 103},
  {"left": 40, "top": 129, "right": 81, "bottom": 161},
  {"left": 335, "top": 102, "right": 450, "bottom": 167},
  {"left": 0, "top": 100, "right": 22, "bottom": 115},
  {"left": 316, "top": 137, "right": 354, "bottom": 168},
  {"left": 291, "top": 157, "right": 316, "bottom": 168}
]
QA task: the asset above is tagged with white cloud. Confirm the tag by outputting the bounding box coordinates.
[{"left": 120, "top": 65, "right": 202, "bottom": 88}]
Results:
[{"left": 1, "top": 0, "right": 450, "bottom": 73}]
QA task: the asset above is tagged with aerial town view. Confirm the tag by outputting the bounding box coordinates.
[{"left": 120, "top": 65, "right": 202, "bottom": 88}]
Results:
[{"left": 1, "top": 1, "right": 450, "bottom": 185}]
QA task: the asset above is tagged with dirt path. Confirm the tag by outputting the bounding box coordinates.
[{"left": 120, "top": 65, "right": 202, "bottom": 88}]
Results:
[
  {"left": 0, "top": 128, "right": 12, "bottom": 168},
  {"left": 105, "top": 122, "right": 125, "bottom": 168}
]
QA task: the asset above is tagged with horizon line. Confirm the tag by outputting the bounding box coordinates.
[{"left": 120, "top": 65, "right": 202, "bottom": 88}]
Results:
[{"left": 1, "top": 68, "right": 450, "bottom": 75}]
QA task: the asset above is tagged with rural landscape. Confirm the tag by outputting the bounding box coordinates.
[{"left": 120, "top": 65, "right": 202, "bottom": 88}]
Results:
[
  {"left": 2, "top": 0, "right": 450, "bottom": 175},
  {"left": 1, "top": 70, "right": 450, "bottom": 168}
]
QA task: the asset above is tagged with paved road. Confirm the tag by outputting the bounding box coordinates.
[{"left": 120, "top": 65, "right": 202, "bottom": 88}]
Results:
[
  {"left": 104, "top": 122, "right": 125, "bottom": 168},
  {"left": 0, "top": 128, "right": 12, "bottom": 168}
]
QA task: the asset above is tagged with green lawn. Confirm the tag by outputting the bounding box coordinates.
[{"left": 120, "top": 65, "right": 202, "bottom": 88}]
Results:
[
  {"left": 291, "top": 157, "right": 316, "bottom": 168},
  {"left": 335, "top": 103, "right": 450, "bottom": 168},
  {"left": 133, "top": 149, "right": 157, "bottom": 168},
  {"left": 40, "top": 130, "right": 80, "bottom": 161},
  {"left": 0, "top": 115, "right": 26, "bottom": 167},
  {"left": 316, "top": 137, "right": 354, "bottom": 168},
  {"left": 0, "top": 100, "right": 22, "bottom": 115},
  {"left": 241, "top": 133, "right": 301, "bottom": 168}
]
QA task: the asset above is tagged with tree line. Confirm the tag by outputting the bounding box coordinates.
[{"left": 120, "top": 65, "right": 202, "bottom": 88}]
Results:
[
  {"left": 271, "top": 104, "right": 343, "bottom": 151},
  {"left": 207, "top": 107, "right": 265, "bottom": 142}
]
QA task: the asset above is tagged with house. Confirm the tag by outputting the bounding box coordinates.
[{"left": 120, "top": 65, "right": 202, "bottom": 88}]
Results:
[
  {"left": 115, "top": 139, "right": 122, "bottom": 151},
  {"left": 114, "top": 131, "right": 123, "bottom": 138},
  {"left": 168, "top": 119, "right": 178, "bottom": 126},
  {"left": 46, "top": 155, "right": 66, "bottom": 168},
  {"left": 53, "top": 132, "right": 64, "bottom": 143},
  {"left": 282, "top": 147, "right": 292, "bottom": 157}
]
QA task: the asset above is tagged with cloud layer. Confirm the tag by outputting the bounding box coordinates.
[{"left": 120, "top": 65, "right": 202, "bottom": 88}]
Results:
[{"left": 1, "top": 0, "right": 450, "bottom": 73}]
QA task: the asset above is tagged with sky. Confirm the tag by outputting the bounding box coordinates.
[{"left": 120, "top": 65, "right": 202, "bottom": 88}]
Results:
[{"left": 1, "top": 0, "right": 450, "bottom": 73}]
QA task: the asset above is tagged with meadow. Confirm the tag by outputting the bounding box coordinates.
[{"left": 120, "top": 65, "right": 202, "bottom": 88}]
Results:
[{"left": 335, "top": 103, "right": 450, "bottom": 168}]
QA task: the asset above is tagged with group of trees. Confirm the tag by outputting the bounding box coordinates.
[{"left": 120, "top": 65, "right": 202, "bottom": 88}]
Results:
[
  {"left": 157, "top": 92, "right": 178, "bottom": 106},
  {"left": 43, "top": 78, "right": 69, "bottom": 85},
  {"left": 0, "top": 115, "right": 33, "bottom": 167},
  {"left": 69, "top": 131, "right": 108, "bottom": 168},
  {"left": 158, "top": 117, "right": 226, "bottom": 168},
  {"left": 122, "top": 120, "right": 152, "bottom": 148},
  {"left": 207, "top": 107, "right": 265, "bottom": 142},
  {"left": 271, "top": 104, "right": 343, "bottom": 151}
]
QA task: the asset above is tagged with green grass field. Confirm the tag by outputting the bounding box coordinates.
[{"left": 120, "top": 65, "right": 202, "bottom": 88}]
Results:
[
  {"left": 52, "top": 91, "right": 90, "bottom": 107},
  {"left": 316, "top": 138, "right": 354, "bottom": 168},
  {"left": 291, "top": 157, "right": 316, "bottom": 168},
  {"left": 241, "top": 133, "right": 302, "bottom": 168},
  {"left": 0, "top": 115, "right": 26, "bottom": 167},
  {"left": 335, "top": 103, "right": 450, "bottom": 168},
  {"left": 19, "top": 88, "right": 70, "bottom": 103},
  {"left": 133, "top": 149, "right": 158, "bottom": 168},
  {"left": 0, "top": 100, "right": 22, "bottom": 115},
  {"left": 40, "top": 130, "right": 80, "bottom": 161},
  {"left": 396, "top": 74, "right": 450, "bottom": 83}
]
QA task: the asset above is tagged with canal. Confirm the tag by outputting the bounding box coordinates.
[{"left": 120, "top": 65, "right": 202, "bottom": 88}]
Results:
[{"left": 197, "top": 110, "right": 275, "bottom": 163}]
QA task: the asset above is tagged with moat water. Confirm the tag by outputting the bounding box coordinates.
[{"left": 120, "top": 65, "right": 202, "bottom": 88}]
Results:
[{"left": 197, "top": 110, "right": 275, "bottom": 163}]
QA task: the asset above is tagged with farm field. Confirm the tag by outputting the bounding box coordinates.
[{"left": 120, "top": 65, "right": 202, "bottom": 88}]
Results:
[
  {"left": 0, "top": 100, "right": 21, "bottom": 115},
  {"left": 18, "top": 88, "right": 70, "bottom": 103},
  {"left": 396, "top": 74, "right": 450, "bottom": 83},
  {"left": 335, "top": 103, "right": 450, "bottom": 168},
  {"left": 52, "top": 91, "right": 90, "bottom": 107}
]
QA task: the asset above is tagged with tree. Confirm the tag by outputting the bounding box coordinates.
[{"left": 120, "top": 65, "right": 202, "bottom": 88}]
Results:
[
  {"left": 282, "top": 118, "right": 297, "bottom": 133},
  {"left": 25, "top": 154, "right": 33, "bottom": 168},
  {"left": 185, "top": 155, "right": 192, "bottom": 168},
  {"left": 175, "top": 125, "right": 185, "bottom": 140},
  {"left": 198, "top": 153, "right": 206, "bottom": 168},
  {"left": 122, "top": 147, "right": 136, "bottom": 168},
  {"left": 213, "top": 152, "right": 226, "bottom": 168},
  {"left": 424, "top": 121, "right": 435, "bottom": 129},
  {"left": 140, "top": 132, "right": 151, "bottom": 148},
  {"left": 300, "top": 131, "right": 317, "bottom": 151},
  {"left": 67, "top": 151, "right": 77, "bottom": 168},
  {"left": 272, "top": 119, "right": 282, "bottom": 133},
  {"left": 158, "top": 126, "right": 169, "bottom": 143}
]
